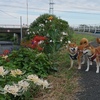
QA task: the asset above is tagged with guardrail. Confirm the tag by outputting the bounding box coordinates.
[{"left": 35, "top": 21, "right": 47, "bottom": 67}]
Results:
[
  {"left": 71, "top": 25, "right": 100, "bottom": 33},
  {"left": 0, "top": 24, "right": 28, "bottom": 28}
]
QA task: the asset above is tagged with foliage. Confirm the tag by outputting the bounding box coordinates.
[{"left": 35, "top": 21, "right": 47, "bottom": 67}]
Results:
[
  {"left": 0, "top": 66, "right": 50, "bottom": 100},
  {"left": 0, "top": 47, "right": 53, "bottom": 78},
  {"left": 0, "top": 33, "right": 13, "bottom": 41},
  {"left": 23, "top": 13, "right": 73, "bottom": 54}
]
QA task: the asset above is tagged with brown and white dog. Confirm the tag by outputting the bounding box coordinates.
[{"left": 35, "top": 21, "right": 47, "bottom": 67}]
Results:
[
  {"left": 67, "top": 38, "right": 89, "bottom": 70},
  {"left": 77, "top": 38, "right": 90, "bottom": 69},
  {"left": 77, "top": 45, "right": 86, "bottom": 69},
  {"left": 67, "top": 42, "right": 78, "bottom": 69},
  {"left": 83, "top": 44, "right": 100, "bottom": 73},
  {"left": 80, "top": 38, "right": 89, "bottom": 45},
  {"left": 96, "top": 38, "right": 100, "bottom": 44}
]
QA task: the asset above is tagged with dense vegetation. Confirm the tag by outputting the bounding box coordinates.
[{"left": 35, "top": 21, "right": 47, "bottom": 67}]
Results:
[{"left": 0, "top": 13, "right": 75, "bottom": 100}]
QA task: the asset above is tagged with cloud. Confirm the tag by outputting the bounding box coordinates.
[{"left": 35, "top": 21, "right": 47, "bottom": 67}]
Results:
[{"left": 0, "top": 0, "right": 100, "bottom": 25}]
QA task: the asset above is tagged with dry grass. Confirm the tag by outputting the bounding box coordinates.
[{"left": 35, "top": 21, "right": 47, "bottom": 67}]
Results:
[
  {"left": 34, "top": 49, "right": 81, "bottom": 100},
  {"left": 34, "top": 69, "right": 81, "bottom": 100},
  {"left": 33, "top": 33, "right": 95, "bottom": 100}
]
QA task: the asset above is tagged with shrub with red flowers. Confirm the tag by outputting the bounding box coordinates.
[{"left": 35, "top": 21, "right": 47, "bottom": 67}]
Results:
[
  {"left": 25, "top": 13, "right": 73, "bottom": 54},
  {"left": 0, "top": 50, "right": 10, "bottom": 56},
  {"left": 21, "top": 35, "right": 47, "bottom": 51}
]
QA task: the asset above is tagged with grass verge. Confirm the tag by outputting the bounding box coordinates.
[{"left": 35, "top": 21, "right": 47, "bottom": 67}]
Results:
[{"left": 33, "top": 33, "right": 95, "bottom": 100}]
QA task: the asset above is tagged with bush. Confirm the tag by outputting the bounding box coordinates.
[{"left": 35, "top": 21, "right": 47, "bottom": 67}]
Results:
[
  {"left": 24, "top": 13, "right": 73, "bottom": 54},
  {"left": 0, "top": 48, "right": 52, "bottom": 78},
  {"left": 0, "top": 66, "right": 50, "bottom": 100}
]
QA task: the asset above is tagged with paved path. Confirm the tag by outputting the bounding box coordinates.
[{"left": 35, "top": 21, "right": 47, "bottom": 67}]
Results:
[{"left": 76, "top": 34, "right": 100, "bottom": 100}]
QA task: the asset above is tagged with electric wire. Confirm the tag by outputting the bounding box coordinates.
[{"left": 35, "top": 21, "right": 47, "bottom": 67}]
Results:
[
  {"left": 0, "top": 9, "right": 19, "bottom": 19},
  {"left": 1, "top": 4, "right": 100, "bottom": 15}
]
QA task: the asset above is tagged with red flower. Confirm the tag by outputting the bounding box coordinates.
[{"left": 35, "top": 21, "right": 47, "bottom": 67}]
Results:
[
  {"left": 3, "top": 50, "right": 10, "bottom": 55},
  {"left": 30, "top": 35, "right": 47, "bottom": 51},
  {"left": 31, "top": 35, "right": 47, "bottom": 43},
  {"left": 24, "top": 35, "right": 47, "bottom": 51}
]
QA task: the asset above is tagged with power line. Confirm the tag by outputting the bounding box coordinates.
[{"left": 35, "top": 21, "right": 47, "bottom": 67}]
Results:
[
  {"left": 1, "top": 4, "right": 100, "bottom": 17},
  {"left": 55, "top": 10, "right": 100, "bottom": 15},
  {"left": 0, "top": 5, "right": 47, "bottom": 11},
  {"left": 0, "top": 10, "right": 18, "bottom": 19},
  {"left": 1, "top": 4, "right": 100, "bottom": 15}
]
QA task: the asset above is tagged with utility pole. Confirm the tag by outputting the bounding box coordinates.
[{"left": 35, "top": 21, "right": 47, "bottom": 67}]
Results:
[
  {"left": 49, "top": 0, "right": 54, "bottom": 14},
  {"left": 26, "top": 0, "right": 28, "bottom": 27},
  {"left": 20, "top": 16, "right": 22, "bottom": 42}
]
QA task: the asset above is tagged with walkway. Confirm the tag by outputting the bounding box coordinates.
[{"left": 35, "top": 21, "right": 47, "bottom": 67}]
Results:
[{"left": 76, "top": 36, "right": 100, "bottom": 100}]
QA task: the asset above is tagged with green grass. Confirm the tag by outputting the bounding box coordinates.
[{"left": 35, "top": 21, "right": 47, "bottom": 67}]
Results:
[
  {"left": 72, "top": 32, "right": 96, "bottom": 45},
  {"left": 54, "top": 33, "right": 95, "bottom": 96},
  {"left": 34, "top": 33, "right": 96, "bottom": 100}
]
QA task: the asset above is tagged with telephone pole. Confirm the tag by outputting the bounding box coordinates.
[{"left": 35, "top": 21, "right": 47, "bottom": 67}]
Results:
[
  {"left": 26, "top": 0, "right": 28, "bottom": 27},
  {"left": 49, "top": 0, "right": 54, "bottom": 14}
]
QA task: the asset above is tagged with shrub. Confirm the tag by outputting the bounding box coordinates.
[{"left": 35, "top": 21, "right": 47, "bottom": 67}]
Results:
[
  {"left": 0, "top": 66, "right": 50, "bottom": 100},
  {"left": 23, "top": 13, "right": 73, "bottom": 54},
  {"left": 0, "top": 48, "right": 53, "bottom": 78}
]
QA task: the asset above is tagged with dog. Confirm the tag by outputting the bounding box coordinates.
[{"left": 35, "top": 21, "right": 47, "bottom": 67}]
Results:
[
  {"left": 67, "top": 38, "right": 89, "bottom": 70},
  {"left": 83, "top": 44, "right": 100, "bottom": 73},
  {"left": 80, "top": 38, "right": 89, "bottom": 45},
  {"left": 77, "top": 44, "right": 86, "bottom": 69},
  {"left": 77, "top": 38, "right": 89, "bottom": 69},
  {"left": 67, "top": 42, "right": 78, "bottom": 69},
  {"left": 96, "top": 38, "right": 100, "bottom": 44}
]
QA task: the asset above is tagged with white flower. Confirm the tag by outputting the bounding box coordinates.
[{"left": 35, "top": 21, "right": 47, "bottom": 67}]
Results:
[
  {"left": 2, "top": 55, "right": 8, "bottom": 59},
  {"left": 60, "top": 37, "right": 63, "bottom": 42},
  {"left": 0, "top": 66, "right": 9, "bottom": 77},
  {"left": 42, "top": 80, "right": 50, "bottom": 89},
  {"left": 27, "top": 74, "right": 50, "bottom": 89},
  {"left": 27, "top": 74, "right": 39, "bottom": 83},
  {"left": 35, "top": 79, "right": 44, "bottom": 86},
  {"left": 68, "top": 40, "right": 71, "bottom": 43},
  {"left": 39, "top": 24, "right": 44, "bottom": 27},
  {"left": 4, "top": 84, "right": 21, "bottom": 97},
  {"left": 38, "top": 40, "right": 44, "bottom": 44},
  {"left": 35, "top": 79, "right": 50, "bottom": 88},
  {"left": 50, "top": 40, "right": 53, "bottom": 42},
  {"left": 10, "top": 69, "right": 23, "bottom": 77},
  {"left": 18, "top": 80, "right": 29, "bottom": 91},
  {"left": 62, "top": 32, "right": 68, "bottom": 36},
  {"left": 45, "top": 20, "right": 48, "bottom": 23},
  {"left": 15, "top": 69, "right": 23, "bottom": 75},
  {"left": 46, "top": 33, "right": 50, "bottom": 37}
]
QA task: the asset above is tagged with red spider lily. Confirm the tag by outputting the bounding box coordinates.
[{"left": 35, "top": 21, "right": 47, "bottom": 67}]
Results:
[
  {"left": 3, "top": 50, "right": 10, "bottom": 55},
  {"left": 21, "top": 35, "right": 47, "bottom": 51},
  {"left": 31, "top": 35, "right": 47, "bottom": 43},
  {"left": 30, "top": 35, "right": 47, "bottom": 51},
  {"left": 0, "top": 50, "right": 10, "bottom": 62}
]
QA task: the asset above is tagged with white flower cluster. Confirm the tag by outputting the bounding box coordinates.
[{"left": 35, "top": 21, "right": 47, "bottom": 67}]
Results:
[
  {"left": 0, "top": 67, "right": 50, "bottom": 97},
  {"left": 2, "top": 55, "right": 8, "bottom": 59},
  {"left": 0, "top": 67, "right": 23, "bottom": 77},
  {"left": 0, "top": 66, "right": 9, "bottom": 77},
  {"left": 4, "top": 80, "right": 29, "bottom": 97},
  {"left": 10, "top": 69, "right": 23, "bottom": 77},
  {"left": 27, "top": 74, "right": 50, "bottom": 89}
]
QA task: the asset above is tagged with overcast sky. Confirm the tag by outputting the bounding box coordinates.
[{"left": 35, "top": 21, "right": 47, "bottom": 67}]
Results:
[{"left": 0, "top": 0, "right": 100, "bottom": 27}]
